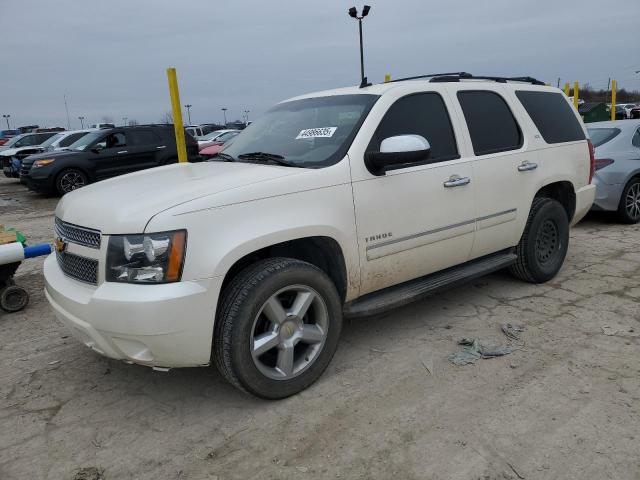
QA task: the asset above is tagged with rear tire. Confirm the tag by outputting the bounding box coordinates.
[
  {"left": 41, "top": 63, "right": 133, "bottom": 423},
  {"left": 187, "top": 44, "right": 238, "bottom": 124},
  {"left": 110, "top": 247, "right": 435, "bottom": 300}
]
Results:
[
  {"left": 55, "top": 169, "right": 88, "bottom": 196},
  {"left": 509, "top": 197, "right": 569, "bottom": 283},
  {"left": 213, "top": 258, "right": 343, "bottom": 399},
  {"left": 617, "top": 177, "right": 640, "bottom": 224}
]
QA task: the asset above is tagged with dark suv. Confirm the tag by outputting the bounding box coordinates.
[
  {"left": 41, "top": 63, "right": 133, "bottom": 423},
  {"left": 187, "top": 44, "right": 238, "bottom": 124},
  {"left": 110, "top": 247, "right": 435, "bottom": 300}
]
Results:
[{"left": 21, "top": 125, "right": 199, "bottom": 195}]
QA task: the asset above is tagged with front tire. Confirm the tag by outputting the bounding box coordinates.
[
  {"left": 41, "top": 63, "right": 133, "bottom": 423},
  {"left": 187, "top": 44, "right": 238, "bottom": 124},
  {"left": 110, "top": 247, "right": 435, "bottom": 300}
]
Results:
[
  {"left": 213, "top": 258, "right": 343, "bottom": 399},
  {"left": 617, "top": 177, "right": 640, "bottom": 224},
  {"left": 509, "top": 197, "right": 569, "bottom": 283},
  {"left": 55, "top": 169, "right": 88, "bottom": 195}
]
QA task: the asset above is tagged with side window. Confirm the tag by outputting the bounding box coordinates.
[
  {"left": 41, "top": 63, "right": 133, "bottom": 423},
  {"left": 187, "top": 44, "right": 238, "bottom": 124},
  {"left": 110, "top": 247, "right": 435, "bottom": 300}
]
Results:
[
  {"left": 16, "top": 135, "right": 35, "bottom": 147},
  {"left": 633, "top": 129, "right": 640, "bottom": 148},
  {"left": 457, "top": 91, "right": 523, "bottom": 156},
  {"left": 515, "top": 91, "right": 586, "bottom": 144},
  {"left": 128, "top": 130, "right": 160, "bottom": 146},
  {"left": 367, "top": 92, "right": 459, "bottom": 163},
  {"left": 59, "top": 132, "right": 86, "bottom": 147},
  {"left": 97, "top": 133, "right": 126, "bottom": 149}
]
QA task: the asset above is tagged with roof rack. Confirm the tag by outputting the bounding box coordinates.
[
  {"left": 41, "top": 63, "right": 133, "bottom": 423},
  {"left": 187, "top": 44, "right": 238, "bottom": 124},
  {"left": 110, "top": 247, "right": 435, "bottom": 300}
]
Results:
[{"left": 386, "top": 72, "right": 546, "bottom": 86}]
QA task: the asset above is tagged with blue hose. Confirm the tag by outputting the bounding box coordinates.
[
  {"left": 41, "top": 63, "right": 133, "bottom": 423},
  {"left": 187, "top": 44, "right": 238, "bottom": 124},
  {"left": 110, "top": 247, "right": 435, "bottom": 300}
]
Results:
[{"left": 23, "top": 243, "right": 52, "bottom": 259}]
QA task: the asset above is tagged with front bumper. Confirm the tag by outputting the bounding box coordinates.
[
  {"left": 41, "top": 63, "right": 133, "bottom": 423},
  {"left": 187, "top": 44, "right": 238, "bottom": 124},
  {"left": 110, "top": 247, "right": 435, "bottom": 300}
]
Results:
[
  {"left": 572, "top": 183, "right": 596, "bottom": 225},
  {"left": 44, "top": 254, "right": 222, "bottom": 368}
]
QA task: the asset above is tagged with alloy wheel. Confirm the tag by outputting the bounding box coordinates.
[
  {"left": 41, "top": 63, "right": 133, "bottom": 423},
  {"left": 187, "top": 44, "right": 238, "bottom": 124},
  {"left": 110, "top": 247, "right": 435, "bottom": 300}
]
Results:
[
  {"left": 250, "top": 285, "right": 328, "bottom": 380},
  {"left": 60, "top": 171, "right": 86, "bottom": 193},
  {"left": 625, "top": 182, "right": 640, "bottom": 221}
]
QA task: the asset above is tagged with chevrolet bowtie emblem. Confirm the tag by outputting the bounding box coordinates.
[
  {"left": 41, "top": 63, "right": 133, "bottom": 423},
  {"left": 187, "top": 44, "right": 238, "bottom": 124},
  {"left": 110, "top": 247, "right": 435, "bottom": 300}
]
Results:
[{"left": 54, "top": 237, "right": 67, "bottom": 253}]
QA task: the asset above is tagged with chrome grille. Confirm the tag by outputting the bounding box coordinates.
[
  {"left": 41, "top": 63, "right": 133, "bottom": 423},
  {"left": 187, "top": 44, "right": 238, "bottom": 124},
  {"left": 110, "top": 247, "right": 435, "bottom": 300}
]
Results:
[
  {"left": 55, "top": 218, "right": 101, "bottom": 249},
  {"left": 56, "top": 250, "right": 98, "bottom": 285}
]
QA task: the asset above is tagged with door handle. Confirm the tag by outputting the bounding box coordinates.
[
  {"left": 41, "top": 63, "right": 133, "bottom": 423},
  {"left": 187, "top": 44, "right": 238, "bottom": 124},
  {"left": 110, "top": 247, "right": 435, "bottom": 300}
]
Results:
[
  {"left": 443, "top": 175, "right": 471, "bottom": 188},
  {"left": 518, "top": 161, "right": 538, "bottom": 172},
  {"left": 117, "top": 150, "right": 128, "bottom": 154},
  {"left": 156, "top": 145, "right": 166, "bottom": 149}
]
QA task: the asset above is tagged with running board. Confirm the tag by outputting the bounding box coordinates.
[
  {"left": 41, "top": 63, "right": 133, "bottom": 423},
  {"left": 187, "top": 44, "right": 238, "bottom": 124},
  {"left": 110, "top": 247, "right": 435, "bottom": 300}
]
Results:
[{"left": 343, "top": 250, "right": 517, "bottom": 318}]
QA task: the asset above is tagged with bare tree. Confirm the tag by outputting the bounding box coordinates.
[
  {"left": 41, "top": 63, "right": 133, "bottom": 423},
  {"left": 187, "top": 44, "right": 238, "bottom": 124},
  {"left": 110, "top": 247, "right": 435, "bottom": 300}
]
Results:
[{"left": 159, "top": 112, "right": 173, "bottom": 124}]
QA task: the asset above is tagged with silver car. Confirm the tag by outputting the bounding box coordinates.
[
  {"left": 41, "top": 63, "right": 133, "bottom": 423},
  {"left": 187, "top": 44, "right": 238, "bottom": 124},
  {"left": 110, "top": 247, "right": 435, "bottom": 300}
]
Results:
[{"left": 588, "top": 120, "right": 640, "bottom": 223}]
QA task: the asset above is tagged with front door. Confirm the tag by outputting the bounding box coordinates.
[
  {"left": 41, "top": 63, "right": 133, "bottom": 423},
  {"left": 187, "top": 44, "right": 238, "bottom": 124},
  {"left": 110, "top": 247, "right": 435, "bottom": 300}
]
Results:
[
  {"left": 92, "top": 131, "right": 136, "bottom": 180},
  {"left": 351, "top": 91, "right": 477, "bottom": 295}
]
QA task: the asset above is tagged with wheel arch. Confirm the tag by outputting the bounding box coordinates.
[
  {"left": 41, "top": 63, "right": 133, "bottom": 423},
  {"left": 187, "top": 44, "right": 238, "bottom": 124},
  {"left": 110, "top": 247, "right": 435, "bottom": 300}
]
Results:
[
  {"left": 534, "top": 180, "right": 576, "bottom": 221},
  {"left": 218, "top": 235, "right": 351, "bottom": 304}
]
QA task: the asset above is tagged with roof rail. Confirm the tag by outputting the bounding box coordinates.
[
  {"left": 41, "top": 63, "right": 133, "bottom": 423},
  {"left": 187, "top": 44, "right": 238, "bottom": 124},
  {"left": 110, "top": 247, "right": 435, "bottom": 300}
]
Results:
[{"left": 385, "top": 72, "right": 546, "bottom": 86}]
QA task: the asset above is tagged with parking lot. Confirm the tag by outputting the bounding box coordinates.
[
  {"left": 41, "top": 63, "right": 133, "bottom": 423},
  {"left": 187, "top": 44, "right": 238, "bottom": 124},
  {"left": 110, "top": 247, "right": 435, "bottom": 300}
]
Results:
[{"left": 0, "top": 175, "right": 638, "bottom": 480}]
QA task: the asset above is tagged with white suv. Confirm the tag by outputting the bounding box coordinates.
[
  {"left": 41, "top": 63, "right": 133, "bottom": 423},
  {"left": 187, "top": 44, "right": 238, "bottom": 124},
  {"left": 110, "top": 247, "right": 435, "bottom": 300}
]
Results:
[{"left": 45, "top": 73, "right": 595, "bottom": 398}]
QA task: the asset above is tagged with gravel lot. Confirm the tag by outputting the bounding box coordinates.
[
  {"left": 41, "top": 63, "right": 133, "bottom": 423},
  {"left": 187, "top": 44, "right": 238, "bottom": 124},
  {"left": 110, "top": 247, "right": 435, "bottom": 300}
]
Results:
[{"left": 1, "top": 176, "right": 639, "bottom": 480}]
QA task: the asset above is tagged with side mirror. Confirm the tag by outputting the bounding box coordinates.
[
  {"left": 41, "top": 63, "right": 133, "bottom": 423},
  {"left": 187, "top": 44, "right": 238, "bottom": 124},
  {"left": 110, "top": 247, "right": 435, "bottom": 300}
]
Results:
[{"left": 365, "top": 135, "right": 431, "bottom": 176}]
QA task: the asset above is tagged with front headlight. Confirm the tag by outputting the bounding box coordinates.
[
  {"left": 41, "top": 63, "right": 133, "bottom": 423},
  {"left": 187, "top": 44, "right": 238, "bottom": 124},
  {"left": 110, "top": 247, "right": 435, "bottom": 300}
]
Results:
[
  {"left": 106, "top": 230, "right": 187, "bottom": 284},
  {"left": 33, "top": 158, "right": 55, "bottom": 168}
]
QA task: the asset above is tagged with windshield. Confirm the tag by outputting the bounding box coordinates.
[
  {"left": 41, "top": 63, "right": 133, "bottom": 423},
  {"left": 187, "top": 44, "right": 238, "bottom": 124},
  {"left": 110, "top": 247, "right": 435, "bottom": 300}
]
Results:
[
  {"left": 217, "top": 131, "right": 238, "bottom": 143},
  {"left": 587, "top": 128, "right": 621, "bottom": 147},
  {"left": 39, "top": 133, "right": 64, "bottom": 148},
  {"left": 69, "top": 131, "right": 104, "bottom": 151},
  {"left": 201, "top": 130, "right": 226, "bottom": 141},
  {"left": 3, "top": 134, "right": 27, "bottom": 147},
  {"left": 223, "top": 94, "right": 379, "bottom": 168}
]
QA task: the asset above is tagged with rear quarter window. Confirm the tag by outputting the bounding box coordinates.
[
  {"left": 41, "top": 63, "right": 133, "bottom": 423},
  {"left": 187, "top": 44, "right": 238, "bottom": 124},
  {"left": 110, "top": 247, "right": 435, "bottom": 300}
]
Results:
[{"left": 515, "top": 91, "right": 586, "bottom": 144}]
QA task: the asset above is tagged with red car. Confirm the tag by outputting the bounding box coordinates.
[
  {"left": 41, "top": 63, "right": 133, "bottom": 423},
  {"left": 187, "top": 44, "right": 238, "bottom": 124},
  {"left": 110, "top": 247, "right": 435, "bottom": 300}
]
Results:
[{"left": 199, "top": 131, "right": 240, "bottom": 160}]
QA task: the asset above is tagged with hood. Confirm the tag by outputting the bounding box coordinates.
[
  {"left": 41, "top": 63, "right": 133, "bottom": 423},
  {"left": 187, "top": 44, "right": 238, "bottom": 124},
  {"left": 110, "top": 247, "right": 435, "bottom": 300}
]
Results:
[
  {"left": 21, "top": 149, "right": 79, "bottom": 164},
  {"left": 56, "top": 161, "right": 304, "bottom": 234},
  {"left": 0, "top": 146, "right": 44, "bottom": 157}
]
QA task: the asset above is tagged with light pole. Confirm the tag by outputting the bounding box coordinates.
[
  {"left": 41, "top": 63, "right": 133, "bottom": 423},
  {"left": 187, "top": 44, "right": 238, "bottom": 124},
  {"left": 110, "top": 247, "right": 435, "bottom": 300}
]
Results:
[
  {"left": 244, "top": 110, "right": 250, "bottom": 125},
  {"left": 2, "top": 114, "right": 10, "bottom": 129},
  {"left": 348, "top": 5, "right": 371, "bottom": 88},
  {"left": 78, "top": 116, "right": 85, "bottom": 129},
  {"left": 123, "top": 117, "right": 128, "bottom": 126},
  {"left": 184, "top": 104, "right": 192, "bottom": 125},
  {"left": 64, "top": 94, "right": 71, "bottom": 130},
  {"left": 221, "top": 108, "right": 228, "bottom": 126}
]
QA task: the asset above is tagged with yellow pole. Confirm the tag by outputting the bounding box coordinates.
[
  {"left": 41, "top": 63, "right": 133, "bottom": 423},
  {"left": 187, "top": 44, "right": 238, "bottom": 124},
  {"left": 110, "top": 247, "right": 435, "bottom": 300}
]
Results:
[
  {"left": 610, "top": 79, "right": 617, "bottom": 121},
  {"left": 573, "top": 81, "right": 579, "bottom": 110},
  {"left": 564, "top": 82, "right": 570, "bottom": 96},
  {"left": 384, "top": 74, "right": 391, "bottom": 83},
  {"left": 166, "top": 67, "right": 188, "bottom": 163}
]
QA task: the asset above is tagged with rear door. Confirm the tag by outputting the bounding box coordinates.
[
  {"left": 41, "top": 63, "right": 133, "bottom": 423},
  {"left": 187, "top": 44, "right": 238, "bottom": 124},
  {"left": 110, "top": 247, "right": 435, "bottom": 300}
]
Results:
[
  {"left": 125, "top": 129, "right": 163, "bottom": 172},
  {"left": 450, "top": 86, "right": 539, "bottom": 259}
]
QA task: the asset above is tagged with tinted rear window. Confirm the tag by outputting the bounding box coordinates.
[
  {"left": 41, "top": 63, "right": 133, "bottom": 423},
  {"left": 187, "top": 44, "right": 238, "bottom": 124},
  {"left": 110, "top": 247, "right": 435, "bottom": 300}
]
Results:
[
  {"left": 586, "top": 128, "right": 620, "bottom": 148},
  {"left": 129, "top": 130, "right": 161, "bottom": 145},
  {"left": 457, "top": 91, "right": 522, "bottom": 156},
  {"left": 515, "top": 91, "right": 586, "bottom": 144}
]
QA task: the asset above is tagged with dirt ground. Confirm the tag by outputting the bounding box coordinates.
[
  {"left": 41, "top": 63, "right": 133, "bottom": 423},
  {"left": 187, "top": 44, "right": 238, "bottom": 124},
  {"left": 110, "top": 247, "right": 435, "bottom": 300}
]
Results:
[{"left": 1, "top": 176, "right": 639, "bottom": 480}]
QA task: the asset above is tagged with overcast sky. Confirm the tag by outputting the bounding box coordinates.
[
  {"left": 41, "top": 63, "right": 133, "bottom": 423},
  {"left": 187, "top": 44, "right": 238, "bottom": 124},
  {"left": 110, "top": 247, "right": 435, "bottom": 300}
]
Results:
[{"left": 1, "top": 0, "right": 638, "bottom": 129}]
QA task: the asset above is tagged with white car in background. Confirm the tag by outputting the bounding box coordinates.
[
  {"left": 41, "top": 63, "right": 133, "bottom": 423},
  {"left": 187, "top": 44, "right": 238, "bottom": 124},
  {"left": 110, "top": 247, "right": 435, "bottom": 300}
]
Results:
[
  {"left": 618, "top": 104, "right": 638, "bottom": 119},
  {"left": 38, "top": 129, "right": 96, "bottom": 152}
]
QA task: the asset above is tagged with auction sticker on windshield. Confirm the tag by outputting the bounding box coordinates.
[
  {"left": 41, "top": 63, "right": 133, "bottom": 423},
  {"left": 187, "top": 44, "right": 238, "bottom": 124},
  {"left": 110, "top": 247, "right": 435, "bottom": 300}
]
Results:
[{"left": 296, "top": 127, "right": 337, "bottom": 139}]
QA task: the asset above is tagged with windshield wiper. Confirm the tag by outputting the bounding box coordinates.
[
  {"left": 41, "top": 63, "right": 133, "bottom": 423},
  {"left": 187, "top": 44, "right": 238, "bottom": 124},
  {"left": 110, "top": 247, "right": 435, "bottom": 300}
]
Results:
[
  {"left": 237, "top": 152, "right": 300, "bottom": 168},
  {"left": 208, "top": 152, "right": 235, "bottom": 162}
]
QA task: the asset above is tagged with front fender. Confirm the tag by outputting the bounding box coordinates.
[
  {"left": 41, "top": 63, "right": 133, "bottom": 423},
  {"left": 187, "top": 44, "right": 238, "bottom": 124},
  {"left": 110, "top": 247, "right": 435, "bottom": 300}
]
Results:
[{"left": 145, "top": 183, "right": 361, "bottom": 301}]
